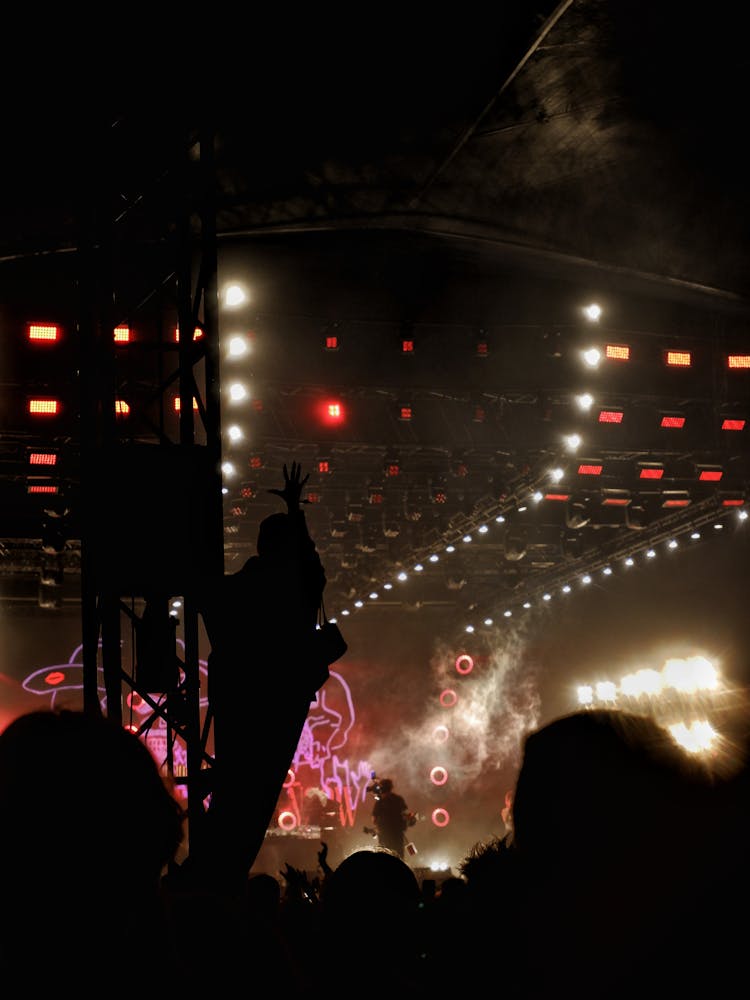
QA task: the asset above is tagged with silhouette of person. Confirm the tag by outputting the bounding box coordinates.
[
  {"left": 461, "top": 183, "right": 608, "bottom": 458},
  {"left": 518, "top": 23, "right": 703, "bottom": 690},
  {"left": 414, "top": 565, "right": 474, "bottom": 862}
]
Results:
[
  {"left": 318, "top": 849, "right": 425, "bottom": 995},
  {"left": 0, "top": 707, "right": 186, "bottom": 987},
  {"left": 509, "top": 708, "right": 723, "bottom": 999},
  {"left": 196, "top": 462, "right": 328, "bottom": 892},
  {"left": 368, "top": 777, "right": 411, "bottom": 858}
]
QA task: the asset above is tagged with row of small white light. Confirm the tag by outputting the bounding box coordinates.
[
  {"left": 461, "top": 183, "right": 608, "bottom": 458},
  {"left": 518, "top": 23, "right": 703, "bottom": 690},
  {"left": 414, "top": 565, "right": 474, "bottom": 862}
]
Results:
[
  {"left": 327, "top": 503, "right": 748, "bottom": 630},
  {"left": 213, "top": 293, "right": 748, "bottom": 612},
  {"left": 216, "top": 297, "right": 609, "bottom": 485}
]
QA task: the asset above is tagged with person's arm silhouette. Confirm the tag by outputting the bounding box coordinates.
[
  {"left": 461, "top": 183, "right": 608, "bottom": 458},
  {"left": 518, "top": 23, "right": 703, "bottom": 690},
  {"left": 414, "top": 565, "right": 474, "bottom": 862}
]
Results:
[{"left": 268, "top": 461, "right": 310, "bottom": 511}]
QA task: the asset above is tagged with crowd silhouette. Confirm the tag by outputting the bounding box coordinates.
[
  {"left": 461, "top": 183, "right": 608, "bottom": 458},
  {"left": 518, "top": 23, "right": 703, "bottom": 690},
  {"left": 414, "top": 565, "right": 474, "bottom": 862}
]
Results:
[
  {"left": 3, "top": 699, "right": 747, "bottom": 996},
  {"left": 3, "top": 464, "right": 749, "bottom": 995}
]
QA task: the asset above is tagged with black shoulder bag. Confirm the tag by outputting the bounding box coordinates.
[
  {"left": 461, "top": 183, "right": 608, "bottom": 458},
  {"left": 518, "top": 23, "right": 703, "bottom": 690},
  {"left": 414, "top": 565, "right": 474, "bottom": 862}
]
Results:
[{"left": 306, "top": 597, "right": 348, "bottom": 701}]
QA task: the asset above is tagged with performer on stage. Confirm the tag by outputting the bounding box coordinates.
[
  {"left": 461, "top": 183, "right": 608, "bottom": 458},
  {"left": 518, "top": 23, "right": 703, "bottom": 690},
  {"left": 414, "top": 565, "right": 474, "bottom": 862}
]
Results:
[{"left": 367, "top": 776, "right": 412, "bottom": 859}]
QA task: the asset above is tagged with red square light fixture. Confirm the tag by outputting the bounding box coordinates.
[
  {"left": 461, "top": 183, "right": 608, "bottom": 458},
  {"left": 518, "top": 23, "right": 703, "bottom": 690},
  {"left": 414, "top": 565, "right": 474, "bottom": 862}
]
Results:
[
  {"left": 318, "top": 399, "right": 345, "bottom": 425},
  {"left": 577, "top": 462, "right": 603, "bottom": 476},
  {"left": 174, "top": 396, "right": 199, "bottom": 411},
  {"left": 664, "top": 349, "right": 692, "bottom": 367},
  {"left": 598, "top": 408, "right": 624, "bottom": 424},
  {"left": 727, "top": 354, "right": 750, "bottom": 369},
  {"left": 696, "top": 466, "right": 723, "bottom": 482},
  {"left": 28, "top": 397, "right": 60, "bottom": 416},
  {"left": 605, "top": 343, "right": 630, "bottom": 361},
  {"left": 28, "top": 451, "right": 57, "bottom": 466},
  {"left": 660, "top": 413, "right": 686, "bottom": 428},
  {"left": 661, "top": 491, "right": 691, "bottom": 508},
  {"left": 27, "top": 322, "right": 60, "bottom": 343},
  {"left": 601, "top": 490, "right": 631, "bottom": 506},
  {"left": 721, "top": 416, "right": 745, "bottom": 431},
  {"left": 27, "top": 483, "right": 58, "bottom": 494},
  {"left": 638, "top": 463, "right": 664, "bottom": 480}
]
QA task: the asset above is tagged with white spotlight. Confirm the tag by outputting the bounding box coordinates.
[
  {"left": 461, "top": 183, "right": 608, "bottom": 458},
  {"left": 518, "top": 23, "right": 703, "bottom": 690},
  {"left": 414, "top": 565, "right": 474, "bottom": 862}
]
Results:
[
  {"left": 223, "top": 284, "right": 248, "bottom": 307},
  {"left": 227, "top": 335, "right": 250, "bottom": 357},
  {"left": 228, "top": 383, "right": 249, "bottom": 402},
  {"left": 583, "top": 303, "right": 602, "bottom": 322},
  {"left": 582, "top": 347, "right": 601, "bottom": 368}
]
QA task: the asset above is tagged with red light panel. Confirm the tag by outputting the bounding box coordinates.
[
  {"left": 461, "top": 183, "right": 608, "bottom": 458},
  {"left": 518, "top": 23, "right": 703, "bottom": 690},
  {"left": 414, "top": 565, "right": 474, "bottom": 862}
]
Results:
[
  {"left": 318, "top": 460, "right": 330, "bottom": 473},
  {"left": 173, "top": 397, "right": 199, "bottom": 411},
  {"left": 27, "top": 323, "right": 60, "bottom": 343},
  {"left": 115, "top": 400, "right": 130, "bottom": 415},
  {"left": 306, "top": 492, "right": 321, "bottom": 504},
  {"left": 602, "top": 497, "right": 630, "bottom": 506},
  {"left": 27, "top": 484, "right": 58, "bottom": 494},
  {"left": 544, "top": 492, "right": 570, "bottom": 501},
  {"left": 660, "top": 415, "right": 685, "bottom": 428},
  {"left": 605, "top": 344, "right": 630, "bottom": 361},
  {"left": 662, "top": 497, "right": 690, "bottom": 507},
  {"left": 401, "top": 339, "right": 415, "bottom": 353},
  {"left": 249, "top": 456, "right": 263, "bottom": 469},
  {"left": 240, "top": 486, "right": 255, "bottom": 498},
  {"left": 476, "top": 341, "right": 489, "bottom": 357},
  {"left": 577, "top": 463, "right": 603, "bottom": 476},
  {"left": 639, "top": 466, "right": 664, "bottom": 479},
  {"left": 325, "top": 335, "right": 338, "bottom": 350},
  {"left": 369, "top": 491, "right": 384, "bottom": 504},
  {"left": 385, "top": 463, "right": 400, "bottom": 477},
  {"left": 598, "top": 409, "right": 624, "bottom": 423},
  {"left": 29, "top": 452, "right": 57, "bottom": 466},
  {"left": 174, "top": 326, "right": 203, "bottom": 342},
  {"left": 722, "top": 498, "right": 745, "bottom": 506},
  {"left": 698, "top": 469, "right": 723, "bottom": 481},
  {"left": 433, "top": 490, "right": 447, "bottom": 503},
  {"left": 317, "top": 399, "right": 345, "bottom": 426},
  {"left": 665, "top": 350, "right": 692, "bottom": 367},
  {"left": 727, "top": 354, "right": 750, "bottom": 369},
  {"left": 722, "top": 418, "right": 745, "bottom": 430},
  {"left": 28, "top": 398, "right": 59, "bottom": 415},
  {"left": 399, "top": 405, "right": 412, "bottom": 421},
  {"left": 113, "top": 325, "right": 131, "bottom": 343}
]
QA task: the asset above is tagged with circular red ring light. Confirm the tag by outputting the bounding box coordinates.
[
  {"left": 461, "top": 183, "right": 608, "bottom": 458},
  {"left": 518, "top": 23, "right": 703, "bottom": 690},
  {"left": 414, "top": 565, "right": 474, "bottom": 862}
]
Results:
[
  {"left": 439, "top": 689, "right": 458, "bottom": 708},
  {"left": 431, "top": 807, "right": 450, "bottom": 828}
]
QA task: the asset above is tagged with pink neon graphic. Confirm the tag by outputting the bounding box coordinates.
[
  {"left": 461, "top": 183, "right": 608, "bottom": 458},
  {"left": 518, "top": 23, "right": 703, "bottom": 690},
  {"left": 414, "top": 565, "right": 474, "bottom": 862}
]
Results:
[
  {"left": 433, "top": 724, "right": 449, "bottom": 743},
  {"left": 430, "top": 766, "right": 448, "bottom": 786},
  {"left": 24, "top": 649, "right": 375, "bottom": 830}
]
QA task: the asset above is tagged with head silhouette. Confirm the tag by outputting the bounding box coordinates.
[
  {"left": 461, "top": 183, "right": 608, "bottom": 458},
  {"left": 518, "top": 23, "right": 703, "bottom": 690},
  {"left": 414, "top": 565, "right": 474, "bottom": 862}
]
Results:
[{"left": 256, "top": 512, "right": 290, "bottom": 558}]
